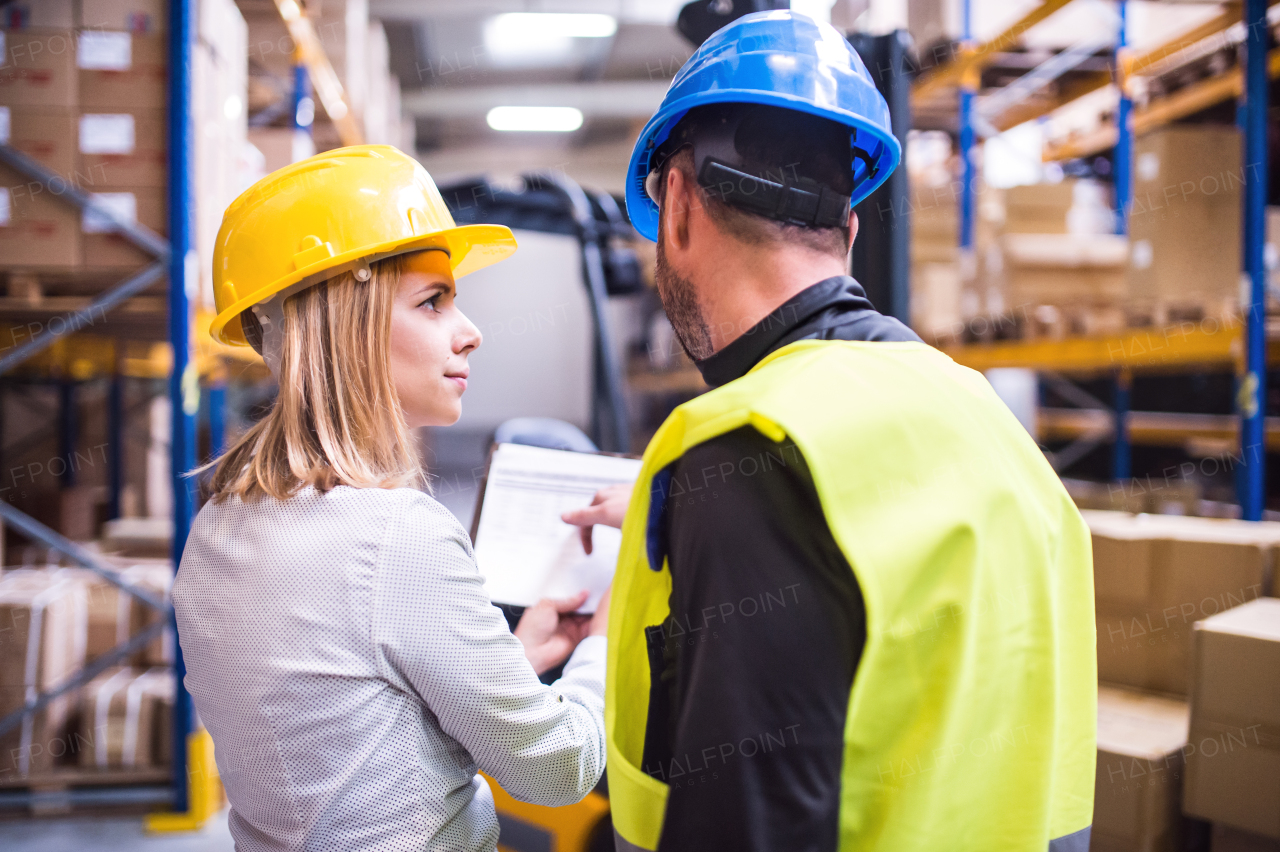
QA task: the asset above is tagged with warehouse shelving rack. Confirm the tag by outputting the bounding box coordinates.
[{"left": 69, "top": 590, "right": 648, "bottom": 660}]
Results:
[
  {"left": 0, "top": 0, "right": 348, "bottom": 825},
  {"left": 0, "top": 0, "right": 211, "bottom": 822},
  {"left": 914, "top": 0, "right": 1273, "bottom": 519}
]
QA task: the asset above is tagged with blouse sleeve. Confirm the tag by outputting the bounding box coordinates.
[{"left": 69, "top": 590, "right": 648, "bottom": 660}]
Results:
[{"left": 370, "top": 491, "right": 606, "bottom": 807}]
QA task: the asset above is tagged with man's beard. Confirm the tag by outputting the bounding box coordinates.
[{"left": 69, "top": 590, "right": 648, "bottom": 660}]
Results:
[{"left": 655, "top": 226, "right": 714, "bottom": 361}]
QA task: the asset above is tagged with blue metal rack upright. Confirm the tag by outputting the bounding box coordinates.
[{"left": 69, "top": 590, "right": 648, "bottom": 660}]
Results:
[
  {"left": 1112, "top": 0, "right": 1133, "bottom": 483},
  {"left": 957, "top": 0, "right": 976, "bottom": 256},
  {"left": 167, "top": 0, "right": 199, "bottom": 816},
  {"left": 1241, "top": 0, "right": 1270, "bottom": 520}
]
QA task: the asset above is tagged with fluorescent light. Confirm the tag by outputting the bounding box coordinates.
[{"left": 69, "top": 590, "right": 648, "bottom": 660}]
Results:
[
  {"left": 484, "top": 13, "right": 616, "bottom": 67},
  {"left": 486, "top": 106, "right": 584, "bottom": 133},
  {"left": 490, "top": 13, "right": 616, "bottom": 39}
]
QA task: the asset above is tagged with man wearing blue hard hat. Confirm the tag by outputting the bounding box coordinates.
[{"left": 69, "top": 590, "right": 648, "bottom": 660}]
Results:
[{"left": 563, "top": 10, "right": 1096, "bottom": 852}]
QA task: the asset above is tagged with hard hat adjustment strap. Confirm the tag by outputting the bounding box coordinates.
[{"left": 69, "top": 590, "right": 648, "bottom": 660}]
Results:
[{"left": 698, "top": 159, "right": 850, "bottom": 229}]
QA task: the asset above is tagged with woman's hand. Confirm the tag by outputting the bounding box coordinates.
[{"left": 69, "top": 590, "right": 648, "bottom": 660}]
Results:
[
  {"left": 515, "top": 590, "right": 593, "bottom": 675},
  {"left": 560, "top": 484, "right": 632, "bottom": 554}
]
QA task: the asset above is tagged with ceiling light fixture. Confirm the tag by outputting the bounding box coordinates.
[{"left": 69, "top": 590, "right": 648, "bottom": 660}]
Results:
[
  {"left": 486, "top": 106, "right": 585, "bottom": 132},
  {"left": 483, "top": 13, "right": 617, "bottom": 67}
]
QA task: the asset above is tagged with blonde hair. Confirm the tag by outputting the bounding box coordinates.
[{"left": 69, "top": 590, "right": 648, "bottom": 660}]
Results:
[{"left": 203, "top": 254, "right": 424, "bottom": 502}]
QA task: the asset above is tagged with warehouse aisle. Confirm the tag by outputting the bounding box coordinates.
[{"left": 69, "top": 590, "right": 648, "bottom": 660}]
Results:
[{"left": 0, "top": 809, "right": 234, "bottom": 851}]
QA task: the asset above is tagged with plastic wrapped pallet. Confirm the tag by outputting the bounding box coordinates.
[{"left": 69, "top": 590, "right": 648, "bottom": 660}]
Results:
[
  {"left": 102, "top": 558, "right": 173, "bottom": 666},
  {"left": 51, "top": 562, "right": 171, "bottom": 665},
  {"left": 77, "top": 665, "right": 172, "bottom": 769},
  {"left": 0, "top": 569, "right": 88, "bottom": 776}
]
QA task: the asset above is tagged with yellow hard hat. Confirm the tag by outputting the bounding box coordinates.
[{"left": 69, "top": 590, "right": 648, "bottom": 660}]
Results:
[{"left": 209, "top": 145, "right": 517, "bottom": 346}]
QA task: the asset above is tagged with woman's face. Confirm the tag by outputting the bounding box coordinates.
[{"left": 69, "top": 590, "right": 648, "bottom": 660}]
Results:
[{"left": 388, "top": 251, "right": 482, "bottom": 429}]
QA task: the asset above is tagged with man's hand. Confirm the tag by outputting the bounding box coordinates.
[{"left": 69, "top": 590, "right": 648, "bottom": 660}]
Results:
[
  {"left": 514, "top": 591, "right": 592, "bottom": 675},
  {"left": 561, "top": 484, "right": 632, "bottom": 554}
]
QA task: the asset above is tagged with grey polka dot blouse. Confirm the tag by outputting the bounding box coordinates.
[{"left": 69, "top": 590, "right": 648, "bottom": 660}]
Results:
[{"left": 173, "top": 485, "right": 606, "bottom": 851}]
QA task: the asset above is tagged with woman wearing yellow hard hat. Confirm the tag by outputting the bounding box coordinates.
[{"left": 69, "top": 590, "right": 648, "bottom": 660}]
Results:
[{"left": 172, "top": 146, "right": 609, "bottom": 850}]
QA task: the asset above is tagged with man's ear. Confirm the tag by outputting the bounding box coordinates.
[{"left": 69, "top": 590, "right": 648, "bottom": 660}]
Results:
[
  {"left": 847, "top": 209, "right": 859, "bottom": 251},
  {"left": 662, "top": 166, "right": 693, "bottom": 251}
]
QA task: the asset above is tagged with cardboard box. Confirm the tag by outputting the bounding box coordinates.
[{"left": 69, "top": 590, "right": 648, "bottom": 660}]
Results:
[
  {"left": 0, "top": 164, "right": 82, "bottom": 269},
  {"left": 1, "top": 1, "right": 75, "bottom": 30},
  {"left": 80, "top": 0, "right": 167, "bottom": 34},
  {"left": 78, "top": 108, "right": 166, "bottom": 188},
  {"left": 1183, "top": 598, "right": 1280, "bottom": 840},
  {"left": 1213, "top": 824, "right": 1280, "bottom": 852},
  {"left": 1093, "top": 685, "right": 1192, "bottom": 852},
  {"left": 1005, "top": 182, "right": 1074, "bottom": 234},
  {"left": 1000, "top": 233, "right": 1128, "bottom": 307},
  {"left": 77, "top": 666, "right": 172, "bottom": 769},
  {"left": 0, "top": 28, "right": 78, "bottom": 107},
  {"left": 77, "top": 32, "right": 165, "bottom": 110},
  {"left": 80, "top": 185, "right": 165, "bottom": 269},
  {"left": 0, "top": 105, "right": 76, "bottom": 177},
  {"left": 1085, "top": 511, "right": 1280, "bottom": 695},
  {"left": 0, "top": 570, "right": 88, "bottom": 776},
  {"left": 911, "top": 261, "right": 964, "bottom": 342},
  {"left": 1127, "top": 126, "right": 1242, "bottom": 307}
]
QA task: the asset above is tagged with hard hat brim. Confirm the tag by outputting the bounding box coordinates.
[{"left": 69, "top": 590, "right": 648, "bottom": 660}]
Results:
[{"left": 209, "top": 223, "right": 517, "bottom": 346}]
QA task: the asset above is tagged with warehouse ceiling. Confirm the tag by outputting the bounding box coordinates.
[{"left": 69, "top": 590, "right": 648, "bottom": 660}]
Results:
[{"left": 376, "top": 7, "right": 694, "bottom": 154}]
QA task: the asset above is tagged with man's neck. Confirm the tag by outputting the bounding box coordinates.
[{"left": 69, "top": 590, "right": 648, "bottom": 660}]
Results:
[{"left": 694, "top": 244, "right": 848, "bottom": 355}]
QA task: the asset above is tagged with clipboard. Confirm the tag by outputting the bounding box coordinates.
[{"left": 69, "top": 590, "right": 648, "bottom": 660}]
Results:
[{"left": 469, "top": 442, "right": 642, "bottom": 615}]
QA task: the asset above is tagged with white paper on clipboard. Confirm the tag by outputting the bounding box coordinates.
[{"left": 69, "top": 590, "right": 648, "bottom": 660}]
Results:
[{"left": 472, "top": 443, "right": 642, "bottom": 612}]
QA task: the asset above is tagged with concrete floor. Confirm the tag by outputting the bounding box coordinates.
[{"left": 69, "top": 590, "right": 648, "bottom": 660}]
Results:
[{"left": 0, "top": 808, "right": 234, "bottom": 851}]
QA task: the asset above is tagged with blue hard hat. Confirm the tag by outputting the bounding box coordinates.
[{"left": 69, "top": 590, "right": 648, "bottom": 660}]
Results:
[{"left": 625, "top": 9, "right": 901, "bottom": 242}]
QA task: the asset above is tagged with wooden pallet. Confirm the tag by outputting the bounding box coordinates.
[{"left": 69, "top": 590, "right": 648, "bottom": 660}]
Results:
[
  {"left": 0, "top": 766, "right": 170, "bottom": 790},
  {"left": 0, "top": 270, "right": 170, "bottom": 342},
  {"left": 0, "top": 766, "right": 171, "bottom": 816},
  {"left": 938, "top": 296, "right": 1243, "bottom": 347}
]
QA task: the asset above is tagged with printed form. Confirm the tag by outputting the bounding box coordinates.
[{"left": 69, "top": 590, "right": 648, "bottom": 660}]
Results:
[{"left": 472, "top": 443, "right": 642, "bottom": 612}]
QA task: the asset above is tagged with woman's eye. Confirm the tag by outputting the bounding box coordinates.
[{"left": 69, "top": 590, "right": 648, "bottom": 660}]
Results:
[{"left": 418, "top": 294, "right": 442, "bottom": 311}]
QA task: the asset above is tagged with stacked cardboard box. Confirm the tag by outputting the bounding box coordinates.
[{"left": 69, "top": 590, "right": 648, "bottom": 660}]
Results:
[
  {"left": 1183, "top": 599, "right": 1280, "bottom": 845},
  {"left": 1093, "top": 685, "right": 1192, "bottom": 852},
  {"left": 77, "top": 665, "right": 172, "bottom": 769},
  {"left": 0, "top": 561, "right": 171, "bottom": 779},
  {"left": 1127, "top": 126, "right": 1242, "bottom": 318},
  {"left": 998, "top": 232, "right": 1128, "bottom": 312},
  {"left": 908, "top": 176, "right": 1123, "bottom": 340},
  {"left": 1083, "top": 512, "right": 1280, "bottom": 850},
  {"left": 76, "top": 21, "right": 169, "bottom": 270},
  {"left": 0, "top": 569, "right": 88, "bottom": 777},
  {"left": 1084, "top": 510, "right": 1280, "bottom": 695},
  {"left": 57, "top": 559, "right": 173, "bottom": 666},
  {"left": 994, "top": 180, "right": 1125, "bottom": 336},
  {"left": 0, "top": 26, "right": 82, "bottom": 268},
  {"left": 907, "top": 179, "right": 1002, "bottom": 341},
  {"left": 0, "top": 0, "right": 247, "bottom": 301}
]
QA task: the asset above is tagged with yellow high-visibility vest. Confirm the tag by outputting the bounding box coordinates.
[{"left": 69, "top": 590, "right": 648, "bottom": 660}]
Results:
[{"left": 606, "top": 340, "right": 1096, "bottom": 852}]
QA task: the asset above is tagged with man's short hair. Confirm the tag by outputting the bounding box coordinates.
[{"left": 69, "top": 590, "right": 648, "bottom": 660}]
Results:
[{"left": 658, "top": 103, "right": 854, "bottom": 258}]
